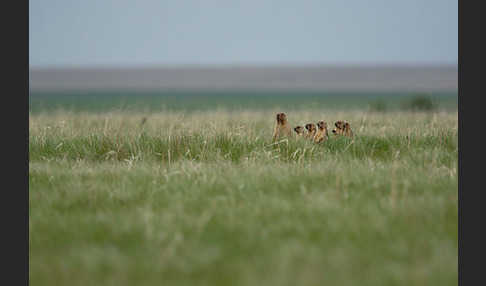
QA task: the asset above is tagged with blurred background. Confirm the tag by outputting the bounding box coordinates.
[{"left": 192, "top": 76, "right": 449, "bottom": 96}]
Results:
[{"left": 29, "top": 0, "right": 458, "bottom": 112}]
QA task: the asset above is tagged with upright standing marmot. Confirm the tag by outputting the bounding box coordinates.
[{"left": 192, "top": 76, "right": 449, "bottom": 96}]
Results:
[
  {"left": 314, "top": 120, "right": 329, "bottom": 143},
  {"left": 304, "top": 123, "right": 317, "bottom": 140},
  {"left": 272, "top": 112, "right": 292, "bottom": 141}
]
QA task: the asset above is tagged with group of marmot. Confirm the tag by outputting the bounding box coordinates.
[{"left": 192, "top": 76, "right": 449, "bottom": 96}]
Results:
[{"left": 272, "top": 112, "right": 353, "bottom": 143}]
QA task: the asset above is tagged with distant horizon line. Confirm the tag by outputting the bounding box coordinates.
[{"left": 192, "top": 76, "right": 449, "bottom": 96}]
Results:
[{"left": 30, "top": 61, "right": 458, "bottom": 71}]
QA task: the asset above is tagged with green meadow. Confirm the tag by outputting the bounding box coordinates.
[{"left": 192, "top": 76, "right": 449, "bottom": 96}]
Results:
[{"left": 29, "top": 91, "right": 458, "bottom": 286}]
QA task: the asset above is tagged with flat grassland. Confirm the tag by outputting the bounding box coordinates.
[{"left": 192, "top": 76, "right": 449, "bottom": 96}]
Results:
[{"left": 29, "top": 92, "right": 458, "bottom": 286}]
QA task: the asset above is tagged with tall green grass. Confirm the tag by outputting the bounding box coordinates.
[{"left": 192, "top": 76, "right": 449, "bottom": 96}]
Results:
[{"left": 29, "top": 108, "right": 457, "bottom": 286}]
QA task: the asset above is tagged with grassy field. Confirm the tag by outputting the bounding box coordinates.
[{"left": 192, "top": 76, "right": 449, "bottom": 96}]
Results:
[{"left": 29, "top": 91, "right": 458, "bottom": 286}]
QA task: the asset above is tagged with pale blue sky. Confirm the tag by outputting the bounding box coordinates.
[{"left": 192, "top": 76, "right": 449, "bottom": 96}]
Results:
[{"left": 29, "top": 0, "right": 457, "bottom": 68}]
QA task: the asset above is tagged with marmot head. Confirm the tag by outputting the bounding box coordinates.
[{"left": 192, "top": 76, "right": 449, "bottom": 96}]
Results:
[
  {"left": 344, "top": 122, "right": 351, "bottom": 132},
  {"left": 305, "top": 123, "right": 316, "bottom": 132},
  {"left": 316, "top": 120, "right": 328, "bottom": 130},
  {"left": 294, "top": 125, "right": 305, "bottom": 135},
  {"left": 276, "top": 113, "right": 287, "bottom": 124}
]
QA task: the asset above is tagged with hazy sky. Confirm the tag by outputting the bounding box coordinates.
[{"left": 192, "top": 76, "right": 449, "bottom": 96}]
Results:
[{"left": 29, "top": 0, "right": 457, "bottom": 68}]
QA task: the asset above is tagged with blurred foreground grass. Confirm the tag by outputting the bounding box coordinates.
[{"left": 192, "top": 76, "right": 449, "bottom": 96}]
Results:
[{"left": 29, "top": 95, "right": 457, "bottom": 286}]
